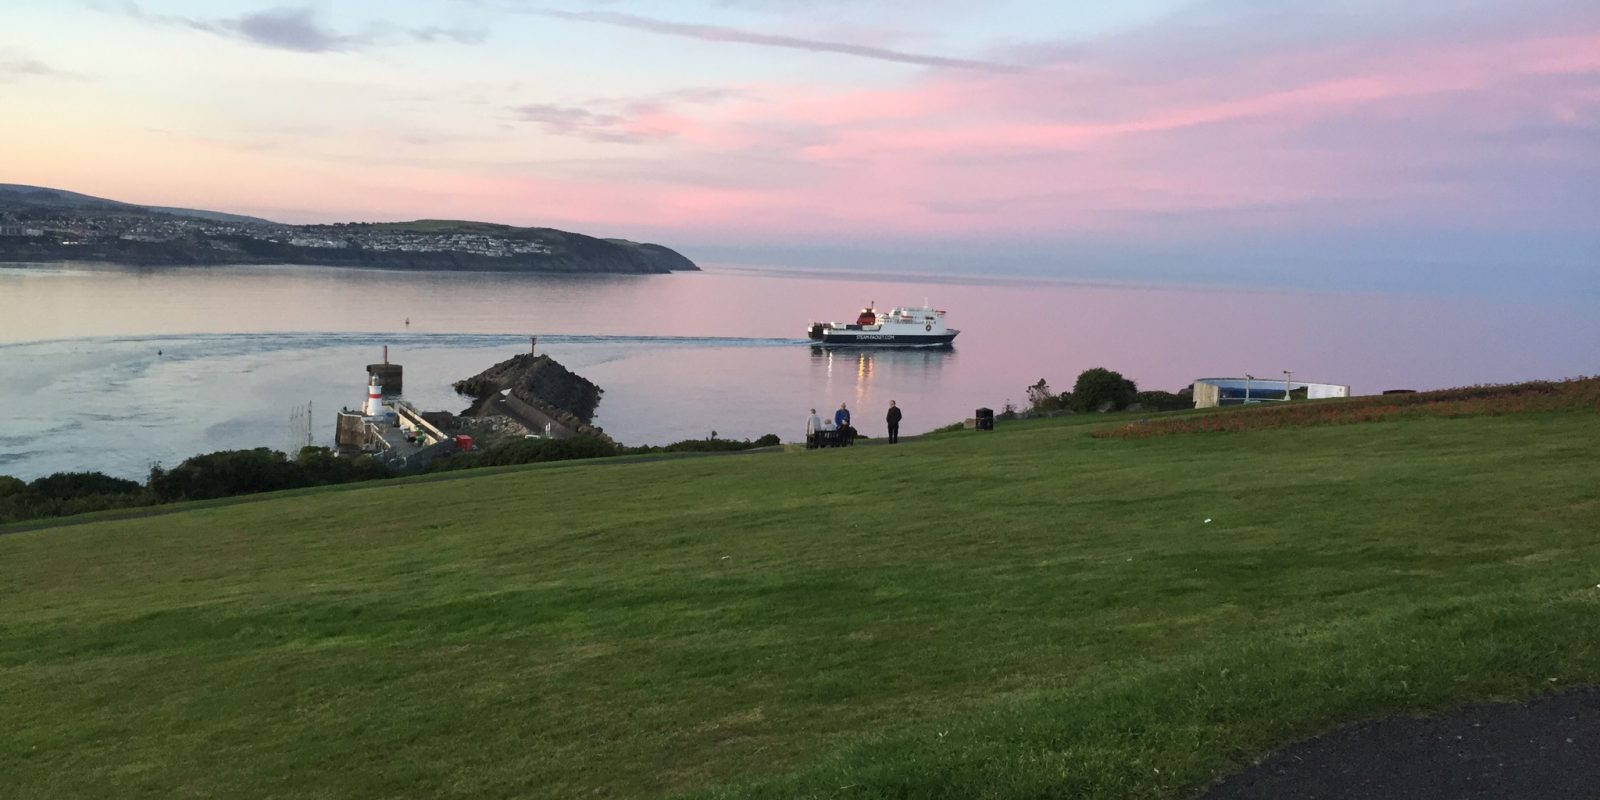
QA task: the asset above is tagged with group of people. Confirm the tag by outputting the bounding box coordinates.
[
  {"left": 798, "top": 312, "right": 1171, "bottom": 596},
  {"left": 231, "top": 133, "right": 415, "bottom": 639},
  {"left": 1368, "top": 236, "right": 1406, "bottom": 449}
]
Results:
[{"left": 805, "top": 401, "right": 903, "bottom": 448}]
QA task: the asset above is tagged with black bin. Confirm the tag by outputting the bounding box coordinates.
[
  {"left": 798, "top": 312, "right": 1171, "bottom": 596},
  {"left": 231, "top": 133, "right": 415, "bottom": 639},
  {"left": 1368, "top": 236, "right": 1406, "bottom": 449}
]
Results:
[{"left": 975, "top": 407, "right": 995, "bottom": 431}]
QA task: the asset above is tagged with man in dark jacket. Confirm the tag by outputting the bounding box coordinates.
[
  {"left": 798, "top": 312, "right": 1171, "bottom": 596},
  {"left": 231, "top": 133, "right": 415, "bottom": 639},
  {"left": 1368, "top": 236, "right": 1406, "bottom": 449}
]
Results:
[
  {"left": 834, "top": 403, "right": 855, "bottom": 445},
  {"left": 886, "top": 400, "right": 902, "bottom": 444}
]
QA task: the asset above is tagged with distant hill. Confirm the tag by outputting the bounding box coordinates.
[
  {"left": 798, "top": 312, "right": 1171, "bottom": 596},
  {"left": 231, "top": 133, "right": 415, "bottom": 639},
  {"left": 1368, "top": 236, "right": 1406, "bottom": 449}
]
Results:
[
  {"left": 0, "top": 184, "right": 276, "bottom": 225},
  {"left": 0, "top": 185, "right": 698, "bottom": 273},
  {"left": 140, "top": 205, "right": 276, "bottom": 225}
]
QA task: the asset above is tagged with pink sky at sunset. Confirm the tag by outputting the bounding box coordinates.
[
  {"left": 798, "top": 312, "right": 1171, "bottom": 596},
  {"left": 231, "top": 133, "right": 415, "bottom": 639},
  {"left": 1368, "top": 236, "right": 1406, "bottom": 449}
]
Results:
[{"left": 2, "top": 0, "right": 1596, "bottom": 293}]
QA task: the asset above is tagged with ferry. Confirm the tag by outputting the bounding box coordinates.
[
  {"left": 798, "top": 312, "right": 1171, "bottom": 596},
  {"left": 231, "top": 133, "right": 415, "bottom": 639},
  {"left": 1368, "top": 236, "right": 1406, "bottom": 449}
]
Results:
[{"left": 807, "top": 303, "right": 959, "bottom": 347}]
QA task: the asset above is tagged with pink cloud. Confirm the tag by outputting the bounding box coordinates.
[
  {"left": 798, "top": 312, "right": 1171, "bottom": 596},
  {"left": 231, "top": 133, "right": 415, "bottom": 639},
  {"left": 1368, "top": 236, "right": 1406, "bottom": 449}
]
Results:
[
  {"left": 756, "top": 33, "right": 1600, "bottom": 164},
  {"left": 600, "top": 28, "right": 1600, "bottom": 239},
  {"left": 41, "top": 17, "right": 1595, "bottom": 248}
]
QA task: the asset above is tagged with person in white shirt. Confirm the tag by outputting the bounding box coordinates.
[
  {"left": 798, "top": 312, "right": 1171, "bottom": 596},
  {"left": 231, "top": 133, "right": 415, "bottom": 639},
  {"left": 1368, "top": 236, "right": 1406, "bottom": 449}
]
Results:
[{"left": 806, "top": 408, "right": 823, "bottom": 448}]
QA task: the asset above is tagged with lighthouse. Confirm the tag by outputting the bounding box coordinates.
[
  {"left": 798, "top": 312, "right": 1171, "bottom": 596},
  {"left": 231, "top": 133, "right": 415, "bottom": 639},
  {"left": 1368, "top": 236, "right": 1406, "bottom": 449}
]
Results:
[{"left": 363, "top": 374, "right": 385, "bottom": 417}]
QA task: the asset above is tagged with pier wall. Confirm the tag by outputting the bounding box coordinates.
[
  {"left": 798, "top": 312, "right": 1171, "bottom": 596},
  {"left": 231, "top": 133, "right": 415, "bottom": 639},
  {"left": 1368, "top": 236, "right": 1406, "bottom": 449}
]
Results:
[{"left": 335, "top": 411, "right": 386, "bottom": 450}]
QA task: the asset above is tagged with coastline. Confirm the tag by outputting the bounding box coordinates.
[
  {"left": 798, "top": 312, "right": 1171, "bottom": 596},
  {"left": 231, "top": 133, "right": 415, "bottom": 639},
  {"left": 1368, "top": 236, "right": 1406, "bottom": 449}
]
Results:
[{"left": 0, "top": 256, "right": 698, "bottom": 275}]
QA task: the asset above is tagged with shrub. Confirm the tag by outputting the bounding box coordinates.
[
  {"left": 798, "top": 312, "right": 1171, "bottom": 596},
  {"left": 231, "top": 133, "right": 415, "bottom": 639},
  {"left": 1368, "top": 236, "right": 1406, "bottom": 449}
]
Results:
[
  {"left": 28, "top": 471, "right": 142, "bottom": 500},
  {"left": 469, "top": 435, "right": 621, "bottom": 468},
  {"left": 624, "top": 435, "right": 778, "bottom": 454},
  {"left": 150, "top": 448, "right": 308, "bottom": 502},
  {"left": 1134, "top": 390, "right": 1191, "bottom": 412},
  {"left": 295, "top": 447, "right": 389, "bottom": 484},
  {"left": 1073, "top": 368, "right": 1137, "bottom": 412},
  {"left": 0, "top": 471, "right": 151, "bottom": 524}
]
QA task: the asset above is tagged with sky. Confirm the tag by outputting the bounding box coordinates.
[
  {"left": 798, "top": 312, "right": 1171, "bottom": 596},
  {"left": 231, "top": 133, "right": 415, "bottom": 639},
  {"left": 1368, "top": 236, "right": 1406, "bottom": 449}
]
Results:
[{"left": 2, "top": 0, "right": 1597, "bottom": 294}]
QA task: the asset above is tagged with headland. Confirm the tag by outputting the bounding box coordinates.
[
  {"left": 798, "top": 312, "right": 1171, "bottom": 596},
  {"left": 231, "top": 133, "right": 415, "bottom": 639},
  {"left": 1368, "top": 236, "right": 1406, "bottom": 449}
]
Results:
[{"left": 0, "top": 184, "right": 698, "bottom": 274}]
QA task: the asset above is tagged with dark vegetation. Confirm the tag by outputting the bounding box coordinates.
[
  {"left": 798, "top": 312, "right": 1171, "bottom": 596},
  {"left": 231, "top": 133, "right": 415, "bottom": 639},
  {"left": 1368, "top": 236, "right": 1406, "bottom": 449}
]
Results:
[
  {"left": 428, "top": 433, "right": 782, "bottom": 472},
  {"left": 147, "top": 447, "right": 389, "bottom": 502},
  {"left": 0, "top": 448, "right": 391, "bottom": 525},
  {"left": 2, "top": 434, "right": 783, "bottom": 526},
  {"left": 427, "top": 436, "right": 624, "bottom": 471},
  {"left": 623, "top": 433, "right": 783, "bottom": 454},
  {"left": 1006, "top": 368, "right": 1192, "bottom": 419},
  {"left": 0, "top": 471, "right": 150, "bottom": 523}
]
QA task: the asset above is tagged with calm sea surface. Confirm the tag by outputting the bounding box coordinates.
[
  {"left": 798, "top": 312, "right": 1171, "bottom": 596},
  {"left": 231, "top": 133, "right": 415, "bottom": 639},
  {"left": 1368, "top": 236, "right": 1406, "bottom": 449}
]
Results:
[{"left": 1, "top": 262, "right": 1595, "bottom": 480}]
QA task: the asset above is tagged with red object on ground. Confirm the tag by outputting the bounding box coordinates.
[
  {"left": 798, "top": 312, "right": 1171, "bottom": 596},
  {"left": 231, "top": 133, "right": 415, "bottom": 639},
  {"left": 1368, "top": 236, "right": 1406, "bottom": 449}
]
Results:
[{"left": 455, "top": 435, "right": 473, "bottom": 451}]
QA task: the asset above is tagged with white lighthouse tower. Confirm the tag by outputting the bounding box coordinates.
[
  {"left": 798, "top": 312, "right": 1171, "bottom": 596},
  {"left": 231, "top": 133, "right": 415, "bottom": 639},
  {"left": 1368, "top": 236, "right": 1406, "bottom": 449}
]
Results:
[{"left": 363, "top": 374, "right": 385, "bottom": 416}]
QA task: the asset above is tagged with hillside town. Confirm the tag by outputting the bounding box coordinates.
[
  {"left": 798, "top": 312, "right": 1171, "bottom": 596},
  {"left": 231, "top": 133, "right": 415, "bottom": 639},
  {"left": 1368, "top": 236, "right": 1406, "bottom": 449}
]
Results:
[{"left": 0, "top": 211, "right": 552, "bottom": 258}]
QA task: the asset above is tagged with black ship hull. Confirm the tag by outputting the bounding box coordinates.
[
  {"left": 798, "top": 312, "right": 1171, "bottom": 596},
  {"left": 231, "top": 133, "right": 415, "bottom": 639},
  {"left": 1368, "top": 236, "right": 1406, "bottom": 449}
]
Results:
[{"left": 807, "top": 328, "right": 958, "bottom": 347}]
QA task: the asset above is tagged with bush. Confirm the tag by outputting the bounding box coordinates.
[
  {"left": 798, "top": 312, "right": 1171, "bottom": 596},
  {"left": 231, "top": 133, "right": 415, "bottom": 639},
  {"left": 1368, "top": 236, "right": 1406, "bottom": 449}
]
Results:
[
  {"left": 437, "top": 435, "right": 622, "bottom": 471},
  {"left": 1134, "top": 390, "right": 1191, "bottom": 412},
  {"left": 1073, "top": 368, "right": 1137, "bottom": 412},
  {"left": 148, "top": 447, "right": 396, "bottom": 502},
  {"left": 621, "top": 434, "right": 783, "bottom": 455},
  {"left": 0, "top": 471, "right": 151, "bottom": 525},
  {"left": 28, "top": 471, "right": 142, "bottom": 500},
  {"left": 295, "top": 446, "right": 389, "bottom": 484},
  {"left": 149, "top": 448, "right": 309, "bottom": 502}
]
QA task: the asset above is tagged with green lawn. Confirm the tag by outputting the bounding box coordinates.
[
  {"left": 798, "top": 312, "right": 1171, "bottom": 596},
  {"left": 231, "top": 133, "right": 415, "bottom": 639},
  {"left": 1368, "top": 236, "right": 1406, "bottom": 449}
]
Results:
[{"left": 3, "top": 410, "right": 1598, "bottom": 798}]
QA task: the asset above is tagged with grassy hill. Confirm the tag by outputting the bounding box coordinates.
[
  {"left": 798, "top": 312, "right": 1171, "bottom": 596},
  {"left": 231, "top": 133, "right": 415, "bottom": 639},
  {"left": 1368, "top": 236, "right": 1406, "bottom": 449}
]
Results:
[
  {"left": 3, "top": 402, "right": 1597, "bottom": 798},
  {"left": 0, "top": 183, "right": 275, "bottom": 224}
]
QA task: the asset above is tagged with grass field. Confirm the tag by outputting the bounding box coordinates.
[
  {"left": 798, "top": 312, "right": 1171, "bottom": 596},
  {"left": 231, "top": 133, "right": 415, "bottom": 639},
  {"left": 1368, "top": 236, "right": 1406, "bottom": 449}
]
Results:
[{"left": 3, "top": 404, "right": 1598, "bottom": 798}]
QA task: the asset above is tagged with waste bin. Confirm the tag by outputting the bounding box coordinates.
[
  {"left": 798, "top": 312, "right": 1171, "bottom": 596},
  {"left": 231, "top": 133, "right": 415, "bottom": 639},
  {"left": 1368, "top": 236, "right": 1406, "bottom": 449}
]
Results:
[{"left": 975, "top": 407, "right": 995, "bottom": 431}]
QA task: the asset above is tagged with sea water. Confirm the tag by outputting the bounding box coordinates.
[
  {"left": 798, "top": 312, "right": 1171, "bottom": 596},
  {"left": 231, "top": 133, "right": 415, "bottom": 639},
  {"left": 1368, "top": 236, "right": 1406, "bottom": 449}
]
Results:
[{"left": 0, "top": 263, "right": 1595, "bottom": 480}]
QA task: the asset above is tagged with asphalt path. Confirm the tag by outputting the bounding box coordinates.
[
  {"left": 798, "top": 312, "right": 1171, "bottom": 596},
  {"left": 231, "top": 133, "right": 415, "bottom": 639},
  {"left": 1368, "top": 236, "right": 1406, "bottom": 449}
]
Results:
[{"left": 1193, "top": 687, "right": 1600, "bottom": 800}]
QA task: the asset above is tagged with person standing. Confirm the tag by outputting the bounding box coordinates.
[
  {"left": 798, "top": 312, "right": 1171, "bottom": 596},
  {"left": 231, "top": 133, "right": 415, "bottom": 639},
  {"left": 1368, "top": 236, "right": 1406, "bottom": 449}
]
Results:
[
  {"left": 886, "top": 400, "right": 902, "bottom": 444},
  {"left": 834, "top": 403, "right": 852, "bottom": 444},
  {"left": 805, "top": 408, "right": 823, "bottom": 449}
]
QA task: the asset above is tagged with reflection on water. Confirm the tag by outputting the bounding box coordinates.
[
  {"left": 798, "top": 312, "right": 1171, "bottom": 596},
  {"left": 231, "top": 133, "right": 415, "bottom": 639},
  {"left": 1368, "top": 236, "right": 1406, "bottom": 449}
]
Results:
[
  {"left": 806, "top": 346, "right": 957, "bottom": 425},
  {"left": 808, "top": 345, "right": 954, "bottom": 378},
  {"left": 0, "top": 262, "right": 1596, "bottom": 480}
]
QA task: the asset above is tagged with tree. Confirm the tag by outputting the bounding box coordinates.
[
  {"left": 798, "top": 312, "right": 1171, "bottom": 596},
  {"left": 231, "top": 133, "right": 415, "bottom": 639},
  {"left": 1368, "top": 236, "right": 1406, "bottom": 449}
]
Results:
[
  {"left": 1073, "top": 367, "right": 1137, "bottom": 412},
  {"left": 1026, "top": 379, "right": 1057, "bottom": 412}
]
